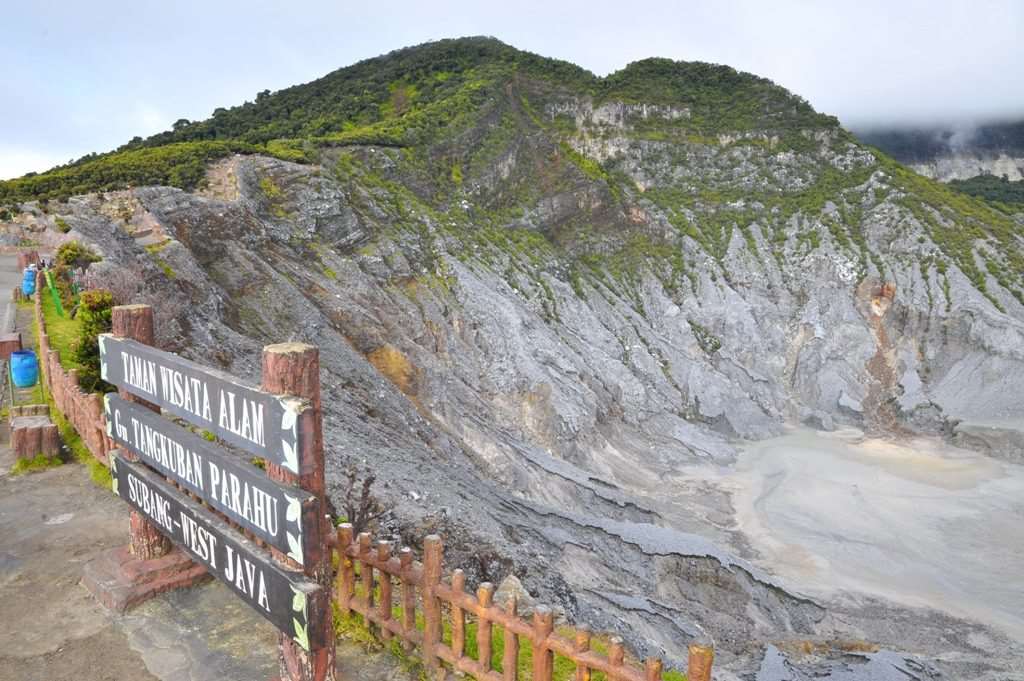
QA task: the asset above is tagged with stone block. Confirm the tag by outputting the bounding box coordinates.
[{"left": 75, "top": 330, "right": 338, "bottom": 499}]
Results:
[
  {"left": 81, "top": 545, "right": 211, "bottom": 614},
  {"left": 0, "top": 332, "right": 21, "bottom": 360}
]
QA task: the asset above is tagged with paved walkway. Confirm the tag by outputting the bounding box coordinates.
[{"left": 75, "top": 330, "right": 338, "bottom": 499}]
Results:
[{"left": 0, "top": 454, "right": 421, "bottom": 681}]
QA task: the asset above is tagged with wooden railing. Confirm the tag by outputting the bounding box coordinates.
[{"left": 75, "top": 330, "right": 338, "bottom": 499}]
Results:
[{"left": 336, "top": 526, "right": 714, "bottom": 681}]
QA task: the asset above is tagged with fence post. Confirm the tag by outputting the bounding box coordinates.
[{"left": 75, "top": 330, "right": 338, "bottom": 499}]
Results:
[
  {"left": 477, "top": 583, "right": 494, "bottom": 673},
  {"left": 573, "top": 627, "right": 590, "bottom": 681},
  {"left": 111, "top": 304, "right": 171, "bottom": 560},
  {"left": 609, "top": 638, "right": 625, "bottom": 677},
  {"left": 262, "top": 342, "right": 335, "bottom": 681},
  {"left": 644, "top": 657, "right": 663, "bottom": 681},
  {"left": 336, "top": 524, "right": 354, "bottom": 616},
  {"left": 421, "top": 535, "right": 443, "bottom": 675},
  {"left": 451, "top": 569, "right": 466, "bottom": 660},
  {"left": 687, "top": 644, "right": 714, "bottom": 681},
  {"left": 359, "top": 532, "right": 375, "bottom": 634},
  {"left": 377, "top": 541, "right": 393, "bottom": 641},
  {"left": 399, "top": 547, "right": 416, "bottom": 652},
  {"left": 503, "top": 595, "right": 519, "bottom": 681},
  {"left": 531, "top": 607, "right": 554, "bottom": 681}
]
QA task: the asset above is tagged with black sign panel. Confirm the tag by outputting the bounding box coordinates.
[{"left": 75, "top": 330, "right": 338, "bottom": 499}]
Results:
[
  {"left": 104, "top": 394, "right": 319, "bottom": 565},
  {"left": 99, "top": 335, "right": 308, "bottom": 473},
  {"left": 110, "top": 454, "right": 328, "bottom": 651}
]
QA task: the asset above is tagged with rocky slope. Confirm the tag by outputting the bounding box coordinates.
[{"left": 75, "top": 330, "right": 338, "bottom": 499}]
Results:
[{"left": 4, "top": 38, "right": 1024, "bottom": 679}]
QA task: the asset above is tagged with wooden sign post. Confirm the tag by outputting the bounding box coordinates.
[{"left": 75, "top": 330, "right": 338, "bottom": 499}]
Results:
[
  {"left": 262, "top": 343, "right": 336, "bottom": 681},
  {"left": 87, "top": 305, "right": 335, "bottom": 681},
  {"left": 113, "top": 305, "right": 172, "bottom": 560}
]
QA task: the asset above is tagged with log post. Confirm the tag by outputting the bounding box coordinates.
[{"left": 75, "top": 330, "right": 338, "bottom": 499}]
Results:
[
  {"left": 687, "top": 644, "right": 714, "bottom": 681},
  {"left": 644, "top": 657, "right": 663, "bottom": 681},
  {"left": 40, "top": 423, "right": 60, "bottom": 457},
  {"left": 399, "top": 547, "right": 415, "bottom": 652},
  {"left": 421, "top": 535, "right": 443, "bottom": 674},
  {"left": 531, "top": 607, "right": 554, "bottom": 681},
  {"left": 573, "top": 627, "right": 591, "bottom": 681},
  {"left": 609, "top": 638, "right": 625, "bottom": 678},
  {"left": 451, "top": 569, "right": 466, "bottom": 659},
  {"left": 11, "top": 425, "right": 32, "bottom": 460},
  {"left": 477, "top": 583, "right": 494, "bottom": 673},
  {"left": 377, "top": 542, "right": 393, "bottom": 642},
  {"left": 502, "top": 595, "right": 519, "bottom": 681},
  {"left": 336, "top": 524, "right": 354, "bottom": 616},
  {"left": 358, "top": 532, "right": 374, "bottom": 631},
  {"left": 112, "top": 304, "right": 170, "bottom": 560},
  {"left": 262, "top": 342, "right": 335, "bottom": 681}
]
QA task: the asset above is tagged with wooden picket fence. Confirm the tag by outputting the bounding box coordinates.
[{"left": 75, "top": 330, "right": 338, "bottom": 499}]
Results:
[{"left": 335, "top": 526, "right": 714, "bottom": 681}]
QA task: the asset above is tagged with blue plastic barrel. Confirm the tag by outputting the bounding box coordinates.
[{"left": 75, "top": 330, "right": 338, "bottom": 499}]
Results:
[
  {"left": 21, "top": 273, "right": 35, "bottom": 296},
  {"left": 10, "top": 350, "right": 39, "bottom": 388}
]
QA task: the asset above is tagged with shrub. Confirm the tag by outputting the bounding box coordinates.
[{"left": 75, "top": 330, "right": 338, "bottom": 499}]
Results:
[
  {"left": 49, "top": 264, "right": 77, "bottom": 308},
  {"left": 56, "top": 240, "right": 101, "bottom": 270},
  {"left": 72, "top": 289, "right": 115, "bottom": 393}
]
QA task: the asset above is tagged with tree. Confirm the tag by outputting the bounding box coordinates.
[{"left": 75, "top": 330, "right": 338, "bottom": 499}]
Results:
[{"left": 72, "top": 289, "right": 115, "bottom": 393}]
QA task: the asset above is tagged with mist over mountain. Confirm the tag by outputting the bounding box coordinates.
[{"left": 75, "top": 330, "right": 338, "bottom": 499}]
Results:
[{"left": 856, "top": 118, "right": 1024, "bottom": 182}]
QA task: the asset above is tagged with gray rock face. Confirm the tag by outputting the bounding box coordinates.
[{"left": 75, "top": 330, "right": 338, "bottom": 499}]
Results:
[
  {"left": 10, "top": 100, "right": 1024, "bottom": 680},
  {"left": 911, "top": 154, "right": 1024, "bottom": 182}
]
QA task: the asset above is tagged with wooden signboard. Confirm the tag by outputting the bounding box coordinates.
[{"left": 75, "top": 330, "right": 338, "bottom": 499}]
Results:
[
  {"left": 98, "top": 335, "right": 309, "bottom": 474},
  {"left": 104, "top": 394, "right": 320, "bottom": 564},
  {"left": 110, "top": 453, "right": 329, "bottom": 651}
]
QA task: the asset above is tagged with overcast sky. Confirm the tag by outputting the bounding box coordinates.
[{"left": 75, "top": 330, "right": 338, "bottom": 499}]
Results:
[{"left": 2, "top": 0, "right": 1022, "bottom": 179}]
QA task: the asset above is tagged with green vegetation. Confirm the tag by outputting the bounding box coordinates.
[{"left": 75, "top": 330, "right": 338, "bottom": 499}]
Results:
[
  {"left": 10, "top": 453, "right": 63, "bottom": 475},
  {"left": 949, "top": 174, "right": 1024, "bottom": 210},
  {"left": 872, "top": 150, "right": 1024, "bottom": 307},
  {"left": 258, "top": 175, "right": 290, "bottom": 218},
  {"left": 56, "top": 240, "right": 101, "bottom": 271},
  {"left": 599, "top": 58, "right": 838, "bottom": 135},
  {"left": 54, "top": 217, "right": 71, "bottom": 233},
  {"left": 49, "top": 387, "right": 111, "bottom": 487},
  {"left": 72, "top": 289, "right": 115, "bottom": 393},
  {"left": 0, "top": 141, "right": 264, "bottom": 203},
  {"left": 688, "top": 320, "right": 722, "bottom": 355},
  {"left": 40, "top": 285, "right": 84, "bottom": 373},
  {"left": 0, "top": 37, "right": 837, "bottom": 208}
]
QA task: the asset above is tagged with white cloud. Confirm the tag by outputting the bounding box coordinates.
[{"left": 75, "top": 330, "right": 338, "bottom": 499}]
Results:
[
  {"left": 0, "top": 149, "right": 70, "bottom": 181},
  {"left": 1, "top": 0, "right": 1022, "bottom": 180}
]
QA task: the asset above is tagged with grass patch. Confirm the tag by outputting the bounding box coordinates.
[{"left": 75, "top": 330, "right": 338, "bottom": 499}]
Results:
[
  {"left": 10, "top": 453, "right": 63, "bottom": 475},
  {"left": 40, "top": 288, "right": 85, "bottom": 372},
  {"left": 49, "top": 389, "right": 111, "bottom": 486}
]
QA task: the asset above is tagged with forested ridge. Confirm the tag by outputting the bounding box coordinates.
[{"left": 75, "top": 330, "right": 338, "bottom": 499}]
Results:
[{"left": 1, "top": 36, "right": 836, "bottom": 204}]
